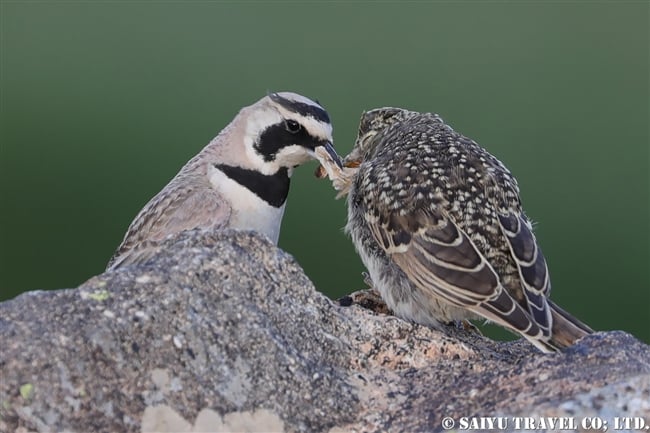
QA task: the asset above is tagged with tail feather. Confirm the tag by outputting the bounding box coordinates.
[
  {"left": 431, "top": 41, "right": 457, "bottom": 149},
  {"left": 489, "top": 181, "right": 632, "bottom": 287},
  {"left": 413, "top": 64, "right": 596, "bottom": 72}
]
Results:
[{"left": 548, "top": 300, "right": 594, "bottom": 349}]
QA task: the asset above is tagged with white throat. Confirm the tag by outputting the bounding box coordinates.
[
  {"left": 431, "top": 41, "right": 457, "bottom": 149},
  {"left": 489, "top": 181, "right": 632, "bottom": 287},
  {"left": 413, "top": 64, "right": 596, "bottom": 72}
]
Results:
[{"left": 208, "top": 164, "right": 285, "bottom": 244}]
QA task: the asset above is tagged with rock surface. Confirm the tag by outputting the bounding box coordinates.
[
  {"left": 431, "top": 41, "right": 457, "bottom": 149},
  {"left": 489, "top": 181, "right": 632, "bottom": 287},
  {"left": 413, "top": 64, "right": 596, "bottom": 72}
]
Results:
[{"left": 1, "top": 229, "right": 649, "bottom": 433}]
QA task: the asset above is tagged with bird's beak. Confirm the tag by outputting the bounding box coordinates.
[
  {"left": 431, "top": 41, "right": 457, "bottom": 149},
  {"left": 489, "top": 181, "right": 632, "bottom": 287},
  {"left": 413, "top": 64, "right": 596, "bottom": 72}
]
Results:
[
  {"left": 317, "top": 141, "right": 343, "bottom": 168},
  {"left": 314, "top": 141, "right": 345, "bottom": 180}
]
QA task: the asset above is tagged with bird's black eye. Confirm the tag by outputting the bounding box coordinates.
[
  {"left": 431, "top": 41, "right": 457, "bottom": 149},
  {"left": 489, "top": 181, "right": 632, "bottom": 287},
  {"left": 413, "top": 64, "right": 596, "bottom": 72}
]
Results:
[{"left": 285, "top": 119, "right": 301, "bottom": 134}]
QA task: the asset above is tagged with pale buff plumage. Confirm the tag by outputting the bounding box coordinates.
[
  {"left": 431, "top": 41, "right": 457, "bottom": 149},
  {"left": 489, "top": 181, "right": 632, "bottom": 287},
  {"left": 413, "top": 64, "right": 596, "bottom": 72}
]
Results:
[{"left": 108, "top": 92, "right": 339, "bottom": 270}]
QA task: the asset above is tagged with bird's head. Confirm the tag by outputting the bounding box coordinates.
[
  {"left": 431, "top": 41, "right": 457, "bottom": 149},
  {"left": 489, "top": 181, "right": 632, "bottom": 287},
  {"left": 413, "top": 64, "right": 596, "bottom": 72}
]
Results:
[
  {"left": 343, "top": 107, "right": 418, "bottom": 167},
  {"left": 241, "top": 92, "right": 341, "bottom": 176}
]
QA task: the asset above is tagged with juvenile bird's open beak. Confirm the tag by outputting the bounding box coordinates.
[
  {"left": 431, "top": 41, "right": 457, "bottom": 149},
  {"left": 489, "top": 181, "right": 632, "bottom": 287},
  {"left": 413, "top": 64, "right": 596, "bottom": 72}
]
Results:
[
  {"left": 343, "top": 159, "right": 361, "bottom": 168},
  {"left": 317, "top": 141, "right": 343, "bottom": 168}
]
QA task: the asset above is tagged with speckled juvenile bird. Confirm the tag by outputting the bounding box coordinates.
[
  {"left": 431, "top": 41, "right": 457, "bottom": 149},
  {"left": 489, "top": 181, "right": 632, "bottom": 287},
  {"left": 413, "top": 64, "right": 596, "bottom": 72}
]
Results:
[
  {"left": 336, "top": 107, "right": 593, "bottom": 352},
  {"left": 106, "top": 92, "right": 340, "bottom": 270}
]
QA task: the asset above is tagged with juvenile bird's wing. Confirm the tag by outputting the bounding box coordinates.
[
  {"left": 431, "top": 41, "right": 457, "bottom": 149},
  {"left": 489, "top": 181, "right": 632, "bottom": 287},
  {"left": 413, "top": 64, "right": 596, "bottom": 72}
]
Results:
[
  {"left": 498, "top": 212, "right": 593, "bottom": 346},
  {"left": 497, "top": 212, "right": 553, "bottom": 336},
  {"left": 107, "top": 183, "right": 230, "bottom": 270},
  {"left": 360, "top": 164, "right": 556, "bottom": 352}
]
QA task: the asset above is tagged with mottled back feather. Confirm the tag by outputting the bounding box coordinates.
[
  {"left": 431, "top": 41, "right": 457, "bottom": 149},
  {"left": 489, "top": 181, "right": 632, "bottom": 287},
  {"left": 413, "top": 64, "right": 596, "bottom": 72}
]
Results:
[{"left": 346, "top": 109, "right": 591, "bottom": 352}]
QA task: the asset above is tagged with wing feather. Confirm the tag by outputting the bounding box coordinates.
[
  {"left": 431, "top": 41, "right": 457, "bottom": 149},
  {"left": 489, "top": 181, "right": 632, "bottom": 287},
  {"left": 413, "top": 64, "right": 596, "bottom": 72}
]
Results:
[
  {"left": 497, "top": 212, "right": 552, "bottom": 335},
  {"left": 107, "top": 182, "right": 230, "bottom": 269},
  {"left": 365, "top": 203, "right": 552, "bottom": 350}
]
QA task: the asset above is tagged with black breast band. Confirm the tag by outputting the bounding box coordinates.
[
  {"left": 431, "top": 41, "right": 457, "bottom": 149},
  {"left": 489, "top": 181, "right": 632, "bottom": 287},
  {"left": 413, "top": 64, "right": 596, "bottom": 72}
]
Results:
[{"left": 215, "top": 164, "right": 290, "bottom": 208}]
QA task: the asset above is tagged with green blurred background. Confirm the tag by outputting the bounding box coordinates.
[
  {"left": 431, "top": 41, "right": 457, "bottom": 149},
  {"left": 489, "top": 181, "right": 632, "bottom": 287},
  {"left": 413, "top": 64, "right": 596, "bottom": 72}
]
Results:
[{"left": 1, "top": 2, "right": 648, "bottom": 343}]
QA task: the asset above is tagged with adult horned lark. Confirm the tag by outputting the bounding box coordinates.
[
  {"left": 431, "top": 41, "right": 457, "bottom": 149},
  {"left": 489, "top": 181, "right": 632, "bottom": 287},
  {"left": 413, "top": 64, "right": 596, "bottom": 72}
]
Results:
[
  {"left": 107, "top": 92, "right": 341, "bottom": 270},
  {"left": 319, "top": 107, "right": 593, "bottom": 352}
]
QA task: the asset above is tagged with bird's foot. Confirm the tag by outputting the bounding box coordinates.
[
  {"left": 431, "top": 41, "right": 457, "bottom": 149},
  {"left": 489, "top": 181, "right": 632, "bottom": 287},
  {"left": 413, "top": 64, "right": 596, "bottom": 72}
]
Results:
[{"left": 338, "top": 287, "right": 392, "bottom": 316}]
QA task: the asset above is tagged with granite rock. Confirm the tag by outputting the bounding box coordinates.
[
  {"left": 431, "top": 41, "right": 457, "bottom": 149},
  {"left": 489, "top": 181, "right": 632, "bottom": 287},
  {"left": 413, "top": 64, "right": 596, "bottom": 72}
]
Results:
[{"left": 1, "top": 230, "right": 648, "bottom": 433}]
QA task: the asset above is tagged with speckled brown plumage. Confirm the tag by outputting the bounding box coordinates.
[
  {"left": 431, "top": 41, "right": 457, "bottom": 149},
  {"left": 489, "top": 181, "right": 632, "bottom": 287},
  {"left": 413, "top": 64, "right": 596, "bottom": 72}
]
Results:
[{"left": 339, "top": 107, "right": 593, "bottom": 352}]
